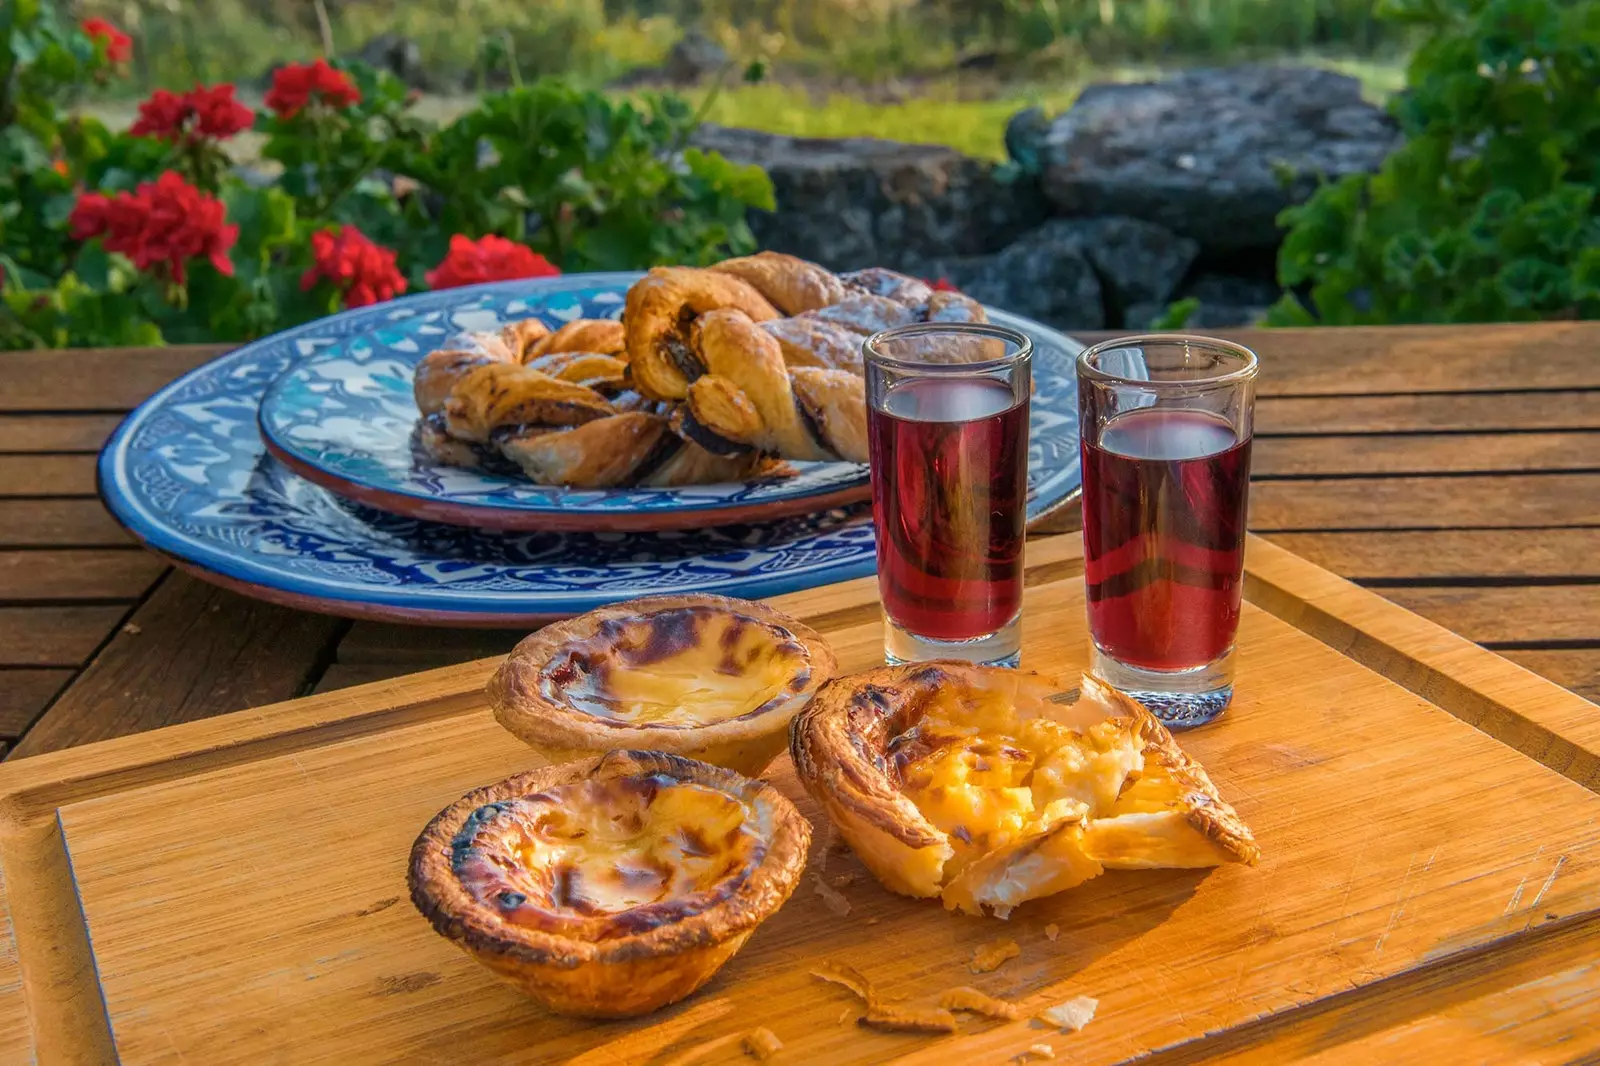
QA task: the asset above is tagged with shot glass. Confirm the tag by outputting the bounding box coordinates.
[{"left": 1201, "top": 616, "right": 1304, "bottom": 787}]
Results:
[
  {"left": 1076, "top": 334, "right": 1258, "bottom": 726},
  {"left": 864, "top": 323, "right": 1032, "bottom": 668}
]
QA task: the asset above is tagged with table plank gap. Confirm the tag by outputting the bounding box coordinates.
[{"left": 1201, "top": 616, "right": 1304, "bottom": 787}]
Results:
[
  {"left": 0, "top": 347, "right": 229, "bottom": 411},
  {"left": 0, "top": 605, "right": 131, "bottom": 668},
  {"left": 0, "top": 414, "right": 127, "bottom": 453},
  {"left": 8, "top": 573, "right": 348, "bottom": 758},
  {"left": 0, "top": 549, "right": 166, "bottom": 602},
  {"left": 0, "top": 668, "right": 75, "bottom": 735}
]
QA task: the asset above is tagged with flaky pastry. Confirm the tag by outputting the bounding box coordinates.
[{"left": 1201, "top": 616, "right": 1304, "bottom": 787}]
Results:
[
  {"left": 790, "top": 664, "right": 1258, "bottom": 917},
  {"left": 490, "top": 593, "right": 837, "bottom": 776},
  {"left": 408, "top": 750, "right": 810, "bottom": 1018}
]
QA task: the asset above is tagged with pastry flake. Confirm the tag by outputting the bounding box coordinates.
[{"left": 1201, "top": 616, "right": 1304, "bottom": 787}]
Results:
[
  {"left": 938, "top": 986, "right": 1022, "bottom": 1020},
  {"left": 1038, "top": 996, "right": 1098, "bottom": 1033},
  {"left": 407, "top": 750, "right": 810, "bottom": 1019},
  {"left": 791, "top": 665, "right": 1258, "bottom": 917}
]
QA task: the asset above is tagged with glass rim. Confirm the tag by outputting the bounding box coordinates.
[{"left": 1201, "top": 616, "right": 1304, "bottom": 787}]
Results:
[
  {"left": 1076, "top": 333, "right": 1259, "bottom": 388},
  {"left": 863, "top": 322, "right": 1034, "bottom": 374}
]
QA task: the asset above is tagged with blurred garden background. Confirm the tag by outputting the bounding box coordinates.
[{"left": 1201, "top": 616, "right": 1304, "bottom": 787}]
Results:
[{"left": 2, "top": 0, "right": 1596, "bottom": 348}]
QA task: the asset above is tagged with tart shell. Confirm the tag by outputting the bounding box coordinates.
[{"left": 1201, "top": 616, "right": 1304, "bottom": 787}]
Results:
[
  {"left": 407, "top": 750, "right": 812, "bottom": 1018},
  {"left": 489, "top": 593, "right": 837, "bottom": 776}
]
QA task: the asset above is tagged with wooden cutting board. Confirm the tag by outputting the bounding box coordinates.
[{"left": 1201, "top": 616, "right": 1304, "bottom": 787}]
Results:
[{"left": 3, "top": 535, "right": 1600, "bottom": 1066}]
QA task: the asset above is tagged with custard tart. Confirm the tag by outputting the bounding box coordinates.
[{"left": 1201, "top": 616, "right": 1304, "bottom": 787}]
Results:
[
  {"left": 408, "top": 750, "right": 811, "bottom": 1018},
  {"left": 791, "top": 663, "right": 1258, "bottom": 917},
  {"left": 490, "top": 593, "right": 836, "bottom": 776}
]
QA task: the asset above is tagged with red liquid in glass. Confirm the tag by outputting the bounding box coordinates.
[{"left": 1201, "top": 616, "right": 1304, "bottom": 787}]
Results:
[
  {"left": 869, "top": 378, "right": 1028, "bottom": 641},
  {"left": 1081, "top": 408, "right": 1251, "bottom": 671}
]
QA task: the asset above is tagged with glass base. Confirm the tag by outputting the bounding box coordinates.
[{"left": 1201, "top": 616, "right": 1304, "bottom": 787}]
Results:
[
  {"left": 884, "top": 612, "right": 1021, "bottom": 668},
  {"left": 1089, "top": 644, "right": 1234, "bottom": 728}
]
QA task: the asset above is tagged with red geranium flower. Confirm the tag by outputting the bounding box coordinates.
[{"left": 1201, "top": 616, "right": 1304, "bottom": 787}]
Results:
[
  {"left": 81, "top": 17, "right": 132, "bottom": 64},
  {"left": 301, "top": 226, "right": 407, "bottom": 308},
  {"left": 69, "top": 172, "right": 237, "bottom": 285},
  {"left": 927, "top": 276, "right": 961, "bottom": 293},
  {"left": 265, "top": 59, "right": 361, "bottom": 119},
  {"left": 130, "top": 84, "right": 254, "bottom": 143},
  {"left": 425, "top": 234, "right": 561, "bottom": 291}
]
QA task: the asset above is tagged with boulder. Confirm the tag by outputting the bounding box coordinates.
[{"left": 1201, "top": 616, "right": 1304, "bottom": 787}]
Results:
[
  {"left": 1039, "top": 65, "right": 1400, "bottom": 254},
  {"left": 922, "top": 226, "right": 1105, "bottom": 331},
  {"left": 664, "top": 30, "right": 728, "bottom": 84},
  {"left": 350, "top": 34, "right": 430, "bottom": 89},
  {"left": 1127, "top": 273, "right": 1281, "bottom": 329},
  {"left": 691, "top": 125, "right": 1047, "bottom": 272}
]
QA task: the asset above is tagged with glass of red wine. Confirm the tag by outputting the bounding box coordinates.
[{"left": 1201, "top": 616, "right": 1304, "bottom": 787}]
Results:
[
  {"left": 1076, "top": 334, "right": 1258, "bottom": 727},
  {"left": 864, "top": 323, "right": 1032, "bottom": 668}
]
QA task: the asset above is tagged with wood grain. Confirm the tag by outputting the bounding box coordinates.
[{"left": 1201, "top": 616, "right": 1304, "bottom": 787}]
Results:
[
  {"left": 7, "top": 573, "right": 345, "bottom": 758},
  {"left": 1381, "top": 585, "right": 1600, "bottom": 646},
  {"left": 0, "top": 499, "right": 130, "bottom": 547},
  {"left": 0, "top": 669, "right": 71, "bottom": 735},
  {"left": 0, "top": 413, "right": 125, "bottom": 453},
  {"left": 44, "top": 558, "right": 1600, "bottom": 1066},
  {"left": 1500, "top": 649, "right": 1600, "bottom": 705},
  {"left": 1264, "top": 529, "right": 1600, "bottom": 581},
  {"left": 0, "top": 548, "right": 166, "bottom": 602},
  {"left": 0, "top": 605, "right": 128, "bottom": 667},
  {"left": 1257, "top": 392, "right": 1600, "bottom": 434},
  {"left": 1249, "top": 473, "right": 1600, "bottom": 530},
  {"left": 335, "top": 625, "right": 526, "bottom": 666},
  {"left": 0, "top": 345, "right": 227, "bottom": 411},
  {"left": 1252, "top": 432, "right": 1600, "bottom": 477},
  {"left": 0, "top": 454, "right": 97, "bottom": 496}
]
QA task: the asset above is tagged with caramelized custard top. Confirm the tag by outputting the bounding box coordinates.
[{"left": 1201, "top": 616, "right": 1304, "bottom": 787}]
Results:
[
  {"left": 540, "top": 606, "right": 811, "bottom": 728},
  {"left": 450, "top": 772, "right": 768, "bottom": 938}
]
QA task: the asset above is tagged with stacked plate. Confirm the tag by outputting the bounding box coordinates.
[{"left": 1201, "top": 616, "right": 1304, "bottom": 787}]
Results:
[{"left": 99, "top": 274, "right": 1083, "bottom": 625}]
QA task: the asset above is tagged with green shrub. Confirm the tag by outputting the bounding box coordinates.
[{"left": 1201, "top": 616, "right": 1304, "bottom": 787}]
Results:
[{"left": 1268, "top": 0, "right": 1600, "bottom": 325}]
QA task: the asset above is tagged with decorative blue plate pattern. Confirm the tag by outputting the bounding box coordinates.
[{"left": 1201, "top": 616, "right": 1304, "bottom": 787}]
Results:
[{"left": 99, "top": 275, "right": 1083, "bottom": 623}]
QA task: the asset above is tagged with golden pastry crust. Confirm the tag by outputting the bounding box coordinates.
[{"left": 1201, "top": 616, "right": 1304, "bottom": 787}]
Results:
[
  {"left": 710, "top": 251, "right": 847, "bottom": 315},
  {"left": 624, "top": 267, "right": 780, "bottom": 402},
  {"left": 413, "top": 333, "right": 518, "bottom": 416},
  {"left": 791, "top": 664, "right": 1258, "bottom": 916},
  {"left": 761, "top": 316, "right": 866, "bottom": 374},
  {"left": 523, "top": 350, "right": 629, "bottom": 390},
  {"left": 497, "top": 413, "right": 772, "bottom": 488},
  {"left": 839, "top": 267, "right": 935, "bottom": 310},
  {"left": 800, "top": 293, "right": 918, "bottom": 336},
  {"left": 924, "top": 290, "right": 988, "bottom": 324},
  {"left": 407, "top": 749, "right": 811, "bottom": 1018},
  {"left": 500, "top": 318, "right": 553, "bottom": 360},
  {"left": 443, "top": 362, "right": 615, "bottom": 443},
  {"left": 527, "top": 318, "right": 626, "bottom": 360},
  {"left": 490, "top": 593, "right": 838, "bottom": 776}
]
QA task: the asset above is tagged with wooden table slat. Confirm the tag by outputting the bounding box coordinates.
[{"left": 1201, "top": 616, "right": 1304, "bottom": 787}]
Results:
[
  {"left": 0, "top": 499, "right": 130, "bottom": 548},
  {"left": 1250, "top": 473, "right": 1600, "bottom": 530},
  {"left": 1499, "top": 648, "right": 1600, "bottom": 706},
  {"left": 0, "top": 605, "right": 130, "bottom": 668},
  {"left": 0, "top": 455, "right": 98, "bottom": 497},
  {"left": 1382, "top": 585, "right": 1600, "bottom": 646},
  {"left": 0, "top": 414, "right": 127, "bottom": 453},
  {"left": 1253, "top": 432, "right": 1600, "bottom": 477},
  {"left": 6, "top": 573, "right": 347, "bottom": 759},
  {"left": 0, "top": 549, "right": 166, "bottom": 602},
  {"left": 0, "top": 669, "right": 73, "bottom": 735},
  {"left": 0, "top": 346, "right": 229, "bottom": 412},
  {"left": 1257, "top": 392, "right": 1600, "bottom": 434},
  {"left": 1264, "top": 529, "right": 1600, "bottom": 581}
]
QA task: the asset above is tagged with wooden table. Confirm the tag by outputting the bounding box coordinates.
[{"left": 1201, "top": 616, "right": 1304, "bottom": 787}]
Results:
[{"left": 0, "top": 321, "right": 1598, "bottom": 1060}]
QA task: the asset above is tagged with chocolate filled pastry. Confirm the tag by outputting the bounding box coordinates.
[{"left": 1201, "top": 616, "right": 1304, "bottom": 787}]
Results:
[
  {"left": 924, "top": 289, "right": 988, "bottom": 324},
  {"left": 839, "top": 267, "right": 935, "bottom": 310},
  {"left": 407, "top": 749, "right": 811, "bottom": 1018},
  {"left": 710, "top": 251, "right": 847, "bottom": 315},
  {"left": 792, "top": 666, "right": 1258, "bottom": 917},
  {"left": 624, "top": 266, "right": 781, "bottom": 402},
  {"left": 412, "top": 332, "right": 519, "bottom": 416},
  {"left": 761, "top": 316, "right": 865, "bottom": 374},
  {"left": 523, "top": 350, "right": 629, "bottom": 391},
  {"left": 673, "top": 309, "right": 868, "bottom": 463},
  {"left": 496, "top": 413, "right": 771, "bottom": 488},
  {"left": 443, "top": 362, "right": 615, "bottom": 444},
  {"left": 527, "top": 318, "right": 626, "bottom": 360},
  {"left": 799, "top": 292, "right": 919, "bottom": 336}
]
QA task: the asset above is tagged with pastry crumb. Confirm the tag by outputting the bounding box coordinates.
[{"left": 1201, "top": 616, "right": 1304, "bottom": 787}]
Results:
[
  {"left": 1044, "top": 923, "right": 1060, "bottom": 942},
  {"left": 121, "top": 622, "right": 142, "bottom": 635},
  {"left": 859, "top": 1003, "right": 959, "bottom": 1034},
  {"left": 828, "top": 872, "right": 856, "bottom": 889},
  {"left": 969, "top": 937, "right": 1022, "bottom": 973},
  {"left": 1025, "top": 1043, "right": 1056, "bottom": 1060},
  {"left": 938, "top": 985, "right": 1021, "bottom": 1020},
  {"left": 811, "top": 961, "right": 873, "bottom": 1004},
  {"left": 814, "top": 874, "right": 851, "bottom": 916},
  {"left": 864, "top": 916, "right": 880, "bottom": 925},
  {"left": 742, "top": 1027, "right": 783, "bottom": 1060},
  {"left": 1038, "top": 995, "right": 1098, "bottom": 1033},
  {"left": 837, "top": 1007, "right": 854, "bottom": 1025}
]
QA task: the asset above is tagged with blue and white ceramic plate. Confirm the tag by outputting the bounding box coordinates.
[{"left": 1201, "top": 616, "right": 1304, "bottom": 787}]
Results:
[{"left": 99, "top": 276, "right": 1082, "bottom": 625}]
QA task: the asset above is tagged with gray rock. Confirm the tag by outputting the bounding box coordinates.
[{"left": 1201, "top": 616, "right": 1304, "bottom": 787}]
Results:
[
  {"left": 923, "top": 228, "right": 1104, "bottom": 331},
  {"left": 350, "top": 33, "right": 429, "bottom": 89},
  {"left": 1058, "top": 216, "right": 1198, "bottom": 310},
  {"left": 1004, "top": 106, "right": 1050, "bottom": 174},
  {"left": 1041, "top": 65, "right": 1399, "bottom": 253},
  {"left": 664, "top": 30, "right": 728, "bottom": 84},
  {"left": 691, "top": 125, "right": 1047, "bottom": 271},
  {"left": 1183, "top": 272, "right": 1280, "bottom": 308}
]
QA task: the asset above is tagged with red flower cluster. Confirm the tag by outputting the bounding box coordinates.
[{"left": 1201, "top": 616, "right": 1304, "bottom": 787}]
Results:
[
  {"left": 928, "top": 276, "right": 961, "bottom": 293},
  {"left": 129, "top": 84, "right": 255, "bottom": 142},
  {"left": 301, "top": 226, "right": 407, "bottom": 308},
  {"left": 425, "top": 235, "right": 561, "bottom": 291},
  {"left": 81, "top": 18, "right": 132, "bottom": 64},
  {"left": 265, "top": 59, "right": 361, "bottom": 119},
  {"left": 69, "top": 172, "right": 237, "bottom": 285}
]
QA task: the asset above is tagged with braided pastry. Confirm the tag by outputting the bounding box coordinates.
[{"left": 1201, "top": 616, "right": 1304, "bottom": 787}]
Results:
[
  {"left": 443, "top": 362, "right": 615, "bottom": 443},
  {"left": 839, "top": 268, "right": 934, "bottom": 310},
  {"left": 528, "top": 318, "right": 625, "bottom": 359},
  {"left": 624, "top": 266, "right": 780, "bottom": 402},
  {"left": 801, "top": 292, "right": 919, "bottom": 336},
  {"left": 524, "top": 351, "right": 629, "bottom": 392},
  {"left": 500, "top": 318, "right": 553, "bottom": 360},
  {"left": 671, "top": 309, "right": 868, "bottom": 463},
  {"left": 710, "top": 251, "right": 847, "bottom": 315},
  {"left": 413, "top": 331, "right": 518, "bottom": 416},
  {"left": 761, "top": 316, "right": 864, "bottom": 374}
]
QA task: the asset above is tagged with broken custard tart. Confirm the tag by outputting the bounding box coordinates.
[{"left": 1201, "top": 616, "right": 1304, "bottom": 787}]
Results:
[
  {"left": 408, "top": 750, "right": 811, "bottom": 1018},
  {"left": 791, "top": 663, "right": 1259, "bottom": 917},
  {"left": 489, "top": 593, "right": 836, "bottom": 777}
]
